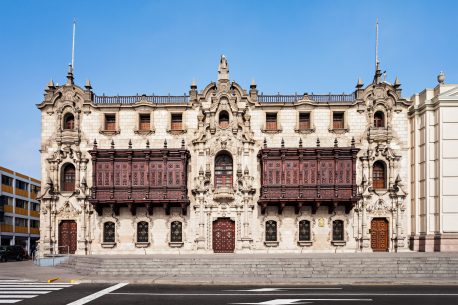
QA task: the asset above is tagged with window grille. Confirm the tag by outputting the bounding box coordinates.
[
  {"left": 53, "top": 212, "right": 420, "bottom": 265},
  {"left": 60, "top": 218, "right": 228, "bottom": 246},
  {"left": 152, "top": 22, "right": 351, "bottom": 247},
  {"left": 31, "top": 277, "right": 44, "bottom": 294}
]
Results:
[
  {"left": 215, "top": 154, "right": 233, "bottom": 188},
  {"left": 139, "top": 114, "right": 150, "bottom": 131},
  {"left": 103, "top": 222, "right": 115, "bottom": 243},
  {"left": 105, "top": 114, "right": 116, "bottom": 131},
  {"left": 265, "top": 220, "right": 277, "bottom": 242},
  {"left": 171, "top": 113, "right": 183, "bottom": 130},
  {"left": 332, "top": 220, "right": 344, "bottom": 241},
  {"left": 171, "top": 221, "right": 183, "bottom": 242},
  {"left": 137, "top": 221, "right": 149, "bottom": 243},
  {"left": 373, "top": 161, "right": 386, "bottom": 189},
  {"left": 299, "top": 220, "right": 311, "bottom": 241}
]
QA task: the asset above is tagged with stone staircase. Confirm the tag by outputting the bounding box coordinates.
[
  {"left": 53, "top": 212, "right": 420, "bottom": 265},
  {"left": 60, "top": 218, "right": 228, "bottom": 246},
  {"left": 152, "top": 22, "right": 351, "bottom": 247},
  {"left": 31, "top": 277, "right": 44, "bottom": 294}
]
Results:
[{"left": 59, "top": 253, "right": 458, "bottom": 280}]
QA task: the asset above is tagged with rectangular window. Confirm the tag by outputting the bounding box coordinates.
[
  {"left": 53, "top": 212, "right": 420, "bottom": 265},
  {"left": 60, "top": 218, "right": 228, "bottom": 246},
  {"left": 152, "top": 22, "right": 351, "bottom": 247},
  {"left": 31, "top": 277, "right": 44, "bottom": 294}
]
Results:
[
  {"left": 139, "top": 114, "right": 150, "bottom": 131},
  {"left": 15, "top": 180, "right": 28, "bottom": 191},
  {"left": 105, "top": 114, "right": 116, "bottom": 131},
  {"left": 266, "top": 113, "right": 277, "bottom": 130},
  {"left": 4, "top": 216, "right": 13, "bottom": 225},
  {"left": 15, "top": 217, "right": 28, "bottom": 227},
  {"left": 16, "top": 199, "right": 28, "bottom": 209},
  {"left": 1, "top": 175, "right": 13, "bottom": 186},
  {"left": 30, "top": 219, "right": 40, "bottom": 228},
  {"left": 332, "top": 112, "right": 345, "bottom": 129},
  {"left": 299, "top": 112, "right": 311, "bottom": 130},
  {"left": 171, "top": 113, "right": 183, "bottom": 130},
  {"left": 31, "top": 202, "right": 40, "bottom": 211},
  {"left": 0, "top": 195, "right": 13, "bottom": 206},
  {"left": 31, "top": 185, "right": 40, "bottom": 194}
]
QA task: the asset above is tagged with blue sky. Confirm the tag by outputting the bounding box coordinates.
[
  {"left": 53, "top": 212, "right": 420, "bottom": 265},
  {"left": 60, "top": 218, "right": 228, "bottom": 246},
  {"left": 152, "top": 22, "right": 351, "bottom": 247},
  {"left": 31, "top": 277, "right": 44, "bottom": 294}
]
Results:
[{"left": 0, "top": 0, "right": 457, "bottom": 179}]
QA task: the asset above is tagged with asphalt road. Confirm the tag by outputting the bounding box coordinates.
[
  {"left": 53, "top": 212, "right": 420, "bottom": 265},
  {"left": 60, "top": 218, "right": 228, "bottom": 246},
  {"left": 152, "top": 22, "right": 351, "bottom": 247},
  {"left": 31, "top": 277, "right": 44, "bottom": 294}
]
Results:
[{"left": 4, "top": 282, "right": 458, "bottom": 305}]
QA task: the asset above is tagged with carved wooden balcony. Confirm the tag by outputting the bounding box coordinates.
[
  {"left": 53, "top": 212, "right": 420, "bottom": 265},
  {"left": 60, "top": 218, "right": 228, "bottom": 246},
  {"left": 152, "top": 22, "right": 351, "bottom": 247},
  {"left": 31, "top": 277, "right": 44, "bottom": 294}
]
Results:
[
  {"left": 89, "top": 147, "right": 190, "bottom": 216},
  {"left": 258, "top": 146, "right": 360, "bottom": 215}
]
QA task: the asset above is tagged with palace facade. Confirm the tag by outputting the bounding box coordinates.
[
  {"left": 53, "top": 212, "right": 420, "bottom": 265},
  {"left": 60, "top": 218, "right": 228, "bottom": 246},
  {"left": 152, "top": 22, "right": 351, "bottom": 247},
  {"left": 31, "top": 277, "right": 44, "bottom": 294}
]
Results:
[{"left": 36, "top": 56, "right": 458, "bottom": 255}]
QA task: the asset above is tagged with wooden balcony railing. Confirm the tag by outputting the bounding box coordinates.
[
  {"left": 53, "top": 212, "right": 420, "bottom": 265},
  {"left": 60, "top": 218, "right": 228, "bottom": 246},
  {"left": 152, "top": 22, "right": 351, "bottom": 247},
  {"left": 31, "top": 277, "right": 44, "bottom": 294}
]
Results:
[{"left": 0, "top": 224, "right": 13, "bottom": 232}]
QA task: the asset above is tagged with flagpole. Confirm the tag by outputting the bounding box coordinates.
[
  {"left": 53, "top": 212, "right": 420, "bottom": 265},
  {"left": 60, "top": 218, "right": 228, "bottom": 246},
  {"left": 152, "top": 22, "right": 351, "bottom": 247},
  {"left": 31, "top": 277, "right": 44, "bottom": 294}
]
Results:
[
  {"left": 72, "top": 18, "right": 76, "bottom": 73},
  {"left": 375, "top": 18, "right": 379, "bottom": 68}
]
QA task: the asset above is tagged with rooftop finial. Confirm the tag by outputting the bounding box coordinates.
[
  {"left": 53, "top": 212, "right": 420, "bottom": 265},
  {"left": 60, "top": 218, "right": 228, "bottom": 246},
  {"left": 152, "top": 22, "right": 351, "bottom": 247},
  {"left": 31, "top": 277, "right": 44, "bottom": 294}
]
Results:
[
  {"left": 217, "top": 55, "right": 229, "bottom": 81},
  {"left": 66, "top": 64, "right": 74, "bottom": 85},
  {"left": 394, "top": 76, "right": 400, "bottom": 87},
  {"left": 85, "top": 79, "right": 92, "bottom": 90},
  {"left": 373, "top": 18, "right": 382, "bottom": 84},
  {"left": 356, "top": 77, "right": 364, "bottom": 89},
  {"left": 438, "top": 71, "right": 445, "bottom": 84}
]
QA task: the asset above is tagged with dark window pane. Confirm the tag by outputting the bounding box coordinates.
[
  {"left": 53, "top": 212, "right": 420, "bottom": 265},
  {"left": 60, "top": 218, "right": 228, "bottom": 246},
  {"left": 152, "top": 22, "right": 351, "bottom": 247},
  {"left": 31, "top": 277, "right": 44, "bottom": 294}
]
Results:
[
  {"left": 299, "top": 220, "right": 311, "bottom": 241},
  {"left": 333, "top": 220, "right": 344, "bottom": 241},
  {"left": 374, "top": 111, "right": 385, "bottom": 128},
  {"left": 219, "top": 111, "right": 230, "bottom": 128},
  {"left": 171, "top": 221, "right": 183, "bottom": 242},
  {"left": 62, "top": 164, "right": 75, "bottom": 192},
  {"left": 64, "top": 113, "right": 75, "bottom": 130},
  {"left": 103, "top": 222, "right": 115, "bottom": 243},
  {"left": 137, "top": 221, "right": 149, "bottom": 242},
  {"left": 139, "top": 114, "right": 150, "bottom": 131},
  {"left": 171, "top": 113, "right": 182, "bottom": 130},
  {"left": 266, "top": 220, "right": 277, "bottom": 242}
]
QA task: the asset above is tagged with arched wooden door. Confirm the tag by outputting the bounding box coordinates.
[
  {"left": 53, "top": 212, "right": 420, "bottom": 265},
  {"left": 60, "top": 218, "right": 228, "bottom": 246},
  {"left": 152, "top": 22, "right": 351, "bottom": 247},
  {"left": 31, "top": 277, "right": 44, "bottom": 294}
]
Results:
[
  {"left": 371, "top": 218, "right": 389, "bottom": 252},
  {"left": 58, "top": 220, "right": 77, "bottom": 254},
  {"left": 212, "top": 218, "right": 235, "bottom": 253}
]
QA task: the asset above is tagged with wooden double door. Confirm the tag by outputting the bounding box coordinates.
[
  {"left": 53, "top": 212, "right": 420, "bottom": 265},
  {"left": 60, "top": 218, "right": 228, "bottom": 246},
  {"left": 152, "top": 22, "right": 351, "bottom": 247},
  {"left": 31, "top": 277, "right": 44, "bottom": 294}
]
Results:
[
  {"left": 371, "top": 218, "right": 389, "bottom": 252},
  {"left": 58, "top": 220, "right": 77, "bottom": 254},
  {"left": 212, "top": 218, "right": 235, "bottom": 253}
]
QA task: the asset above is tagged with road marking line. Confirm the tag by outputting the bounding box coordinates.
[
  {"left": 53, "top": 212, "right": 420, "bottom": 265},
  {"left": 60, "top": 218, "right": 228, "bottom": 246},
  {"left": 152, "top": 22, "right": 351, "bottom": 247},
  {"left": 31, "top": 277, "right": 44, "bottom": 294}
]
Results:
[
  {"left": 0, "top": 291, "right": 51, "bottom": 294},
  {"left": 67, "top": 283, "right": 128, "bottom": 305},
  {"left": 228, "top": 288, "right": 343, "bottom": 292},
  {"left": 108, "top": 292, "right": 458, "bottom": 296},
  {"left": 0, "top": 295, "right": 38, "bottom": 298},
  {"left": 231, "top": 300, "right": 372, "bottom": 305},
  {"left": 0, "top": 284, "right": 72, "bottom": 289},
  {"left": 0, "top": 301, "right": 21, "bottom": 304},
  {"left": 0, "top": 283, "right": 70, "bottom": 285},
  {"left": 48, "top": 277, "right": 59, "bottom": 283},
  {"left": 1, "top": 288, "right": 63, "bottom": 291}
]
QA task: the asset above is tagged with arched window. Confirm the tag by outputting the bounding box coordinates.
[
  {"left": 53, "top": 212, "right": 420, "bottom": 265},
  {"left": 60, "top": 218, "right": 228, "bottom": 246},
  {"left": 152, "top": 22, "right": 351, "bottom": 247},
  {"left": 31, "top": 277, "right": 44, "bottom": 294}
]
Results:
[
  {"left": 137, "top": 221, "right": 149, "bottom": 243},
  {"left": 62, "top": 164, "right": 75, "bottom": 192},
  {"left": 373, "top": 161, "right": 386, "bottom": 189},
  {"left": 103, "top": 222, "right": 115, "bottom": 243},
  {"left": 299, "top": 220, "right": 311, "bottom": 241},
  {"left": 215, "top": 153, "right": 233, "bottom": 188},
  {"left": 332, "top": 220, "right": 344, "bottom": 241},
  {"left": 265, "top": 220, "right": 277, "bottom": 242},
  {"left": 374, "top": 111, "right": 385, "bottom": 128},
  {"left": 63, "top": 113, "right": 75, "bottom": 130},
  {"left": 171, "top": 221, "right": 183, "bottom": 242},
  {"left": 219, "top": 111, "right": 230, "bottom": 128}
]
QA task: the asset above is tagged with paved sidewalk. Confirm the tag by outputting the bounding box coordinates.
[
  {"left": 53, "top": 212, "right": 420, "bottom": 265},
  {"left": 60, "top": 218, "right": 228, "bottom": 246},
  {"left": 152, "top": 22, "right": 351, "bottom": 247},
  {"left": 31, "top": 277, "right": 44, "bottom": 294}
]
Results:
[{"left": 1, "top": 258, "right": 458, "bottom": 285}]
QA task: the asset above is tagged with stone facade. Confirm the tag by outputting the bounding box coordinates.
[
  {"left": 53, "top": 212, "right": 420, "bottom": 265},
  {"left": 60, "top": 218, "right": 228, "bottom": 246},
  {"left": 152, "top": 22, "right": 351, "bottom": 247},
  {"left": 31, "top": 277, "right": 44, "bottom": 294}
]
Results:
[
  {"left": 36, "top": 57, "right": 421, "bottom": 256},
  {"left": 409, "top": 73, "right": 458, "bottom": 251}
]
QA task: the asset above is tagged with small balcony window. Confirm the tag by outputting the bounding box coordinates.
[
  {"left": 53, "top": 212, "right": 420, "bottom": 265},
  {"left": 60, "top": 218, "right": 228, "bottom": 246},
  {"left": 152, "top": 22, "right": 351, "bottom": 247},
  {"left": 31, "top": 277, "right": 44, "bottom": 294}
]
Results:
[
  {"left": 105, "top": 114, "right": 116, "bottom": 131},
  {"left": 374, "top": 111, "right": 385, "bottom": 128},
  {"left": 332, "top": 112, "right": 344, "bottom": 129},
  {"left": 139, "top": 114, "right": 150, "bottom": 131},
  {"left": 171, "top": 113, "right": 183, "bottom": 130},
  {"left": 63, "top": 113, "right": 75, "bottom": 130},
  {"left": 266, "top": 113, "right": 278, "bottom": 130},
  {"left": 299, "top": 112, "right": 311, "bottom": 130},
  {"left": 219, "top": 111, "right": 230, "bottom": 128}
]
